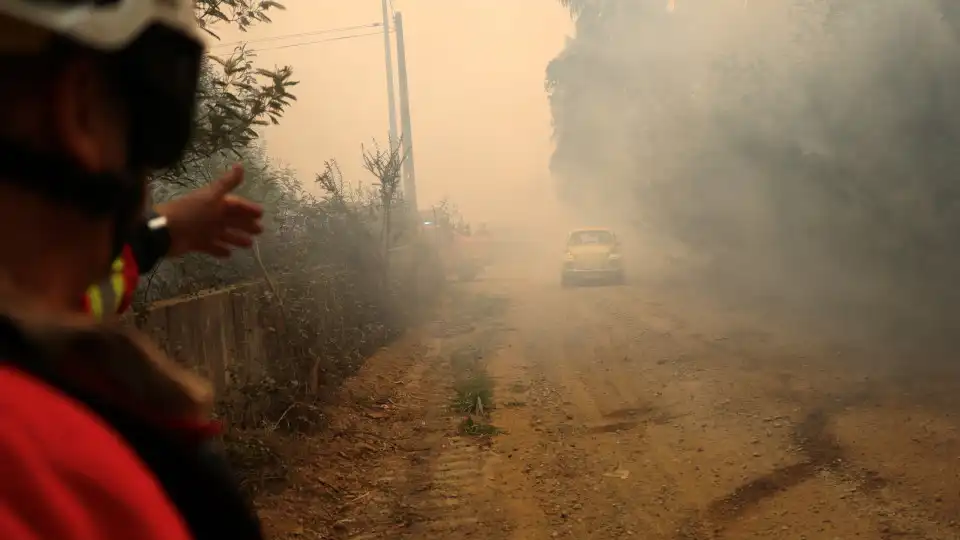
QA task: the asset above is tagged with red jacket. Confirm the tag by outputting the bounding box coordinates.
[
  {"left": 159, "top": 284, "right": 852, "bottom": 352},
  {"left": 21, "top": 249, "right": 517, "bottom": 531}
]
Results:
[
  {"left": 0, "top": 241, "right": 262, "bottom": 539},
  {"left": 0, "top": 366, "right": 193, "bottom": 540},
  {"left": 0, "top": 243, "right": 191, "bottom": 538}
]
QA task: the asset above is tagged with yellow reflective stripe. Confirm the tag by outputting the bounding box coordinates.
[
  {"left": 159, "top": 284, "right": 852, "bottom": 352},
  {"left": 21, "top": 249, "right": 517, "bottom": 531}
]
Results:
[
  {"left": 111, "top": 255, "right": 126, "bottom": 312},
  {"left": 87, "top": 256, "right": 126, "bottom": 320},
  {"left": 88, "top": 286, "right": 104, "bottom": 320},
  {"left": 110, "top": 272, "right": 125, "bottom": 311}
]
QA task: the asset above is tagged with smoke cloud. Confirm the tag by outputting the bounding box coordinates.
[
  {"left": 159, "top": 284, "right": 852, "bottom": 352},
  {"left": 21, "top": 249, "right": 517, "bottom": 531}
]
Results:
[{"left": 547, "top": 0, "right": 960, "bottom": 356}]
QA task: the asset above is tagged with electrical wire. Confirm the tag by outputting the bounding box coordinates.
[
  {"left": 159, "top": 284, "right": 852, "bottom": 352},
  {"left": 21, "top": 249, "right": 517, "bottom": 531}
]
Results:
[
  {"left": 243, "top": 30, "right": 390, "bottom": 53},
  {"left": 209, "top": 22, "right": 382, "bottom": 50}
]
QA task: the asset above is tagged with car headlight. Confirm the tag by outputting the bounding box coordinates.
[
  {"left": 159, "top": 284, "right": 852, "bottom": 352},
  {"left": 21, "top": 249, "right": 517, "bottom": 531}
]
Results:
[
  {"left": 564, "top": 252, "right": 575, "bottom": 261},
  {"left": 608, "top": 252, "right": 622, "bottom": 260}
]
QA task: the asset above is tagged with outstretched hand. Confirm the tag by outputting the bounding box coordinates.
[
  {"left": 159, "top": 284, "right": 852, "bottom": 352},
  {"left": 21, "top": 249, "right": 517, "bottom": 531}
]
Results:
[{"left": 155, "top": 164, "right": 264, "bottom": 258}]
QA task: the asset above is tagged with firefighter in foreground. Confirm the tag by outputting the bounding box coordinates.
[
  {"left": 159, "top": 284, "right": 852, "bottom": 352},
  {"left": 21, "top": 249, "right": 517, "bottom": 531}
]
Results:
[
  {"left": 86, "top": 164, "right": 264, "bottom": 320},
  {"left": 0, "top": 1, "right": 264, "bottom": 539}
]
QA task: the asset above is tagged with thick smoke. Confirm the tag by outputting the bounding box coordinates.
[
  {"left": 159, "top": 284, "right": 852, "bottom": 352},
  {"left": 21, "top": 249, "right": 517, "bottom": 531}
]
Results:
[{"left": 547, "top": 0, "right": 960, "bottom": 353}]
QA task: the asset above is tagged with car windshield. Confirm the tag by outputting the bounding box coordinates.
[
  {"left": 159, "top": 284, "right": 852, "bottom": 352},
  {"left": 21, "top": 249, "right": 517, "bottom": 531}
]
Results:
[{"left": 568, "top": 230, "right": 614, "bottom": 246}]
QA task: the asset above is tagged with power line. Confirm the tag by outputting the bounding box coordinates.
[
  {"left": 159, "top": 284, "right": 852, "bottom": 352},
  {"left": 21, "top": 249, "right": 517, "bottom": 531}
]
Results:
[
  {"left": 210, "top": 22, "right": 382, "bottom": 50},
  {"left": 245, "top": 30, "right": 390, "bottom": 53}
]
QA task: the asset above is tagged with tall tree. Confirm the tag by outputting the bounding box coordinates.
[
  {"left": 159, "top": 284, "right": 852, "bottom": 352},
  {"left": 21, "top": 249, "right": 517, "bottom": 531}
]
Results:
[{"left": 547, "top": 0, "right": 960, "bottom": 329}]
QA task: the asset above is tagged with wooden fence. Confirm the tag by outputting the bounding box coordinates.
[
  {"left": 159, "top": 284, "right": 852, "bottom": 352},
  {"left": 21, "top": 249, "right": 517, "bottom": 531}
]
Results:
[{"left": 131, "top": 244, "right": 427, "bottom": 397}]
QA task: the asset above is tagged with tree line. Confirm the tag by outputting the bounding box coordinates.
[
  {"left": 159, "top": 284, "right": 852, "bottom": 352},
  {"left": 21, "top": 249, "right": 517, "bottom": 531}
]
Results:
[{"left": 548, "top": 0, "right": 960, "bottom": 342}]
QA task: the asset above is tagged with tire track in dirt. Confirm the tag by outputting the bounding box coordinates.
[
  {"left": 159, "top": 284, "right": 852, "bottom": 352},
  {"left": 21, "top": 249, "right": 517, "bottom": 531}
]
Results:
[
  {"left": 345, "top": 290, "right": 511, "bottom": 539},
  {"left": 385, "top": 344, "right": 496, "bottom": 538},
  {"left": 349, "top": 258, "right": 960, "bottom": 539},
  {"left": 485, "top": 283, "right": 696, "bottom": 538},
  {"left": 589, "top": 281, "right": 890, "bottom": 538},
  {"left": 339, "top": 336, "right": 439, "bottom": 540},
  {"left": 674, "top": 365, "right": 960, "bottom": 539},
  {"left": 485, "top": 276, "right": 921, "bottom": 539},
  {"left": 547, "top": 287, "right": 735, "bottom": 538},
  {"left": 268, "top": 255, "right": 960, "bottom": 539},
  {"left": 675, "top": 409, "right": 846, "bottom": 539}
]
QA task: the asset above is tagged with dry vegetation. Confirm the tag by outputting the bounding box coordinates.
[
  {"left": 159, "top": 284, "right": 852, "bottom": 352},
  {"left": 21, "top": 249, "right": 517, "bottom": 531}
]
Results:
[
  {"left": 140, "top": 133, "right": 454, "bottom": 501},
  {"left": 143, "top": 143, "right": 453, "bottom": 498},
  {"left": 215, "top": 248, "right": 446, "bottom": 498},
  {"left": 135, "top": 0, "right": 461, "bottom": 512}
]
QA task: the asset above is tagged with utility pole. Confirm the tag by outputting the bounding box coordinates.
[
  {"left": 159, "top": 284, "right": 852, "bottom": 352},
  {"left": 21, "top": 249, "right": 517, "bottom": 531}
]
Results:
[
  {"left": 381, "top": 0, "right": 399, "bottom": 149},
  {"left": 394, "top": 11, "right": 418, "bottom": 212}
]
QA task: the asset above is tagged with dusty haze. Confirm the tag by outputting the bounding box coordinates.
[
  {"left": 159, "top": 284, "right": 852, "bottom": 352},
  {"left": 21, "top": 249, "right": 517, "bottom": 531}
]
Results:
[
  {"left": 216, "top": 0, "right": 571, "bottom": 226},
  {"left": 214, "top": 1, "right": 960, "bottom": 357},
  {"left": 545, "top": 1, "right": 960, "bottom": 357},
  {"left": 206, "top": 4, "right": 960, "bottom": 537}
]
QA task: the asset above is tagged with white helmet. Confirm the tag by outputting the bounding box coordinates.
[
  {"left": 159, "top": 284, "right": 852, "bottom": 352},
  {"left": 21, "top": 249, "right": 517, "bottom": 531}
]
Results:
[
  {"left": 0, "top": 0, "right": 206, "bottom": 171},
  {"left": 0, "top": 0, "right": 206, "bottom": 235},
  {"left": 0, "top": 0, "right": 205, "bottom": 54},
  {"left": 0, "top": 0, "right": 207, "bottom": 255}
]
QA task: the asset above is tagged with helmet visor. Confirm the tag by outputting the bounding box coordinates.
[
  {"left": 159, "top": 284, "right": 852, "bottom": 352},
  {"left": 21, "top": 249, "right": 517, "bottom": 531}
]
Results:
[{"left": 114, "top": 23, "right": 203, "bottom": 170}]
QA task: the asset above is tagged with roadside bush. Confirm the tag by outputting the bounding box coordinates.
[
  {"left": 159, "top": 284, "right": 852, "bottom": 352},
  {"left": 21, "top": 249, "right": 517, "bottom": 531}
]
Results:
[
  {"left": 125, "top": 0, "right": 448, "bottom": 498},
  {"left": 216, "top": 250, "right": 442, "bottom": 431},
  {"left": 134, "top": 143, "right": 449, "bottom": 495},
  {"left": 210, "top": 240, "right": 442, "bottom": 494},
  {"left": 140, "top": 148, "right": 445, "bottom": 406}
]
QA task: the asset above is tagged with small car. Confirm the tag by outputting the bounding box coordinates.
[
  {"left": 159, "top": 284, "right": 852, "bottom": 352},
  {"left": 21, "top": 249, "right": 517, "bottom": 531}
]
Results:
[{"left": 561, "top": 227, "right": 625, "bottom": 287}]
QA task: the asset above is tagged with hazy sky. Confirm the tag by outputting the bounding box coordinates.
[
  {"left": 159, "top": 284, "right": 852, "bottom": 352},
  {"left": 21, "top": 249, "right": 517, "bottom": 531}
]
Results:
[{"left": 213, "top": 1, "right": 572, "bottom": 222}]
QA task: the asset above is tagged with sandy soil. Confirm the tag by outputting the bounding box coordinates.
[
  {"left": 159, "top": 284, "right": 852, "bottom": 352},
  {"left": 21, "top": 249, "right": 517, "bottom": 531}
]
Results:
[{"left": 257, "top": 243, "right": 960, "bottom": 540}]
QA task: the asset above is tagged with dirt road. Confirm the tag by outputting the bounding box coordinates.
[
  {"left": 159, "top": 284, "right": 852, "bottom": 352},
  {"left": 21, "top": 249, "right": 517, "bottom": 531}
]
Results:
[{"left": 261, "top": 246, "right": 960, "bottom": 539}]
